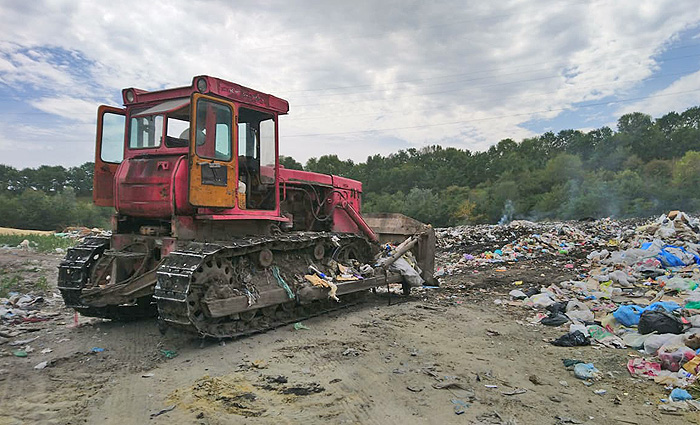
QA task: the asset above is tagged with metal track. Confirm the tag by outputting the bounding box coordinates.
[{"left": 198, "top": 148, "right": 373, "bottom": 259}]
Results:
[
  {"left": 155, "top": 232, "right": 374, "bottom": 338},
  {"left": 57, "top": 236, "right": 155, "bottom": 320},
  {"left": 58, "top": 231, "right": 388, "bottom": 338}
]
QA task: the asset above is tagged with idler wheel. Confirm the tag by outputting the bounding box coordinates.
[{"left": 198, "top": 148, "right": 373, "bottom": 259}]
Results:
[
  {"left": 259, "top": 249, "right": 274, "bottom": 267},
  {"left": 313, "top": 243, "right": 325, "bottom": 260}
]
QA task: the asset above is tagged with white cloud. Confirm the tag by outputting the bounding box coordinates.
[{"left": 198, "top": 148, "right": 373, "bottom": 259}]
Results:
[
  {"left": 0, "top": 0, "right": 699, "bottom": 167},
  {"left": 615, "top": 70, "right": 700, "bottom": 117},
  {"left": 29, "top": 96, "right": 98, "bottom": 123}
]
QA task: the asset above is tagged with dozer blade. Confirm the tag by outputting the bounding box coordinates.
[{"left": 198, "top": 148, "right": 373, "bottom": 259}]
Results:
[{"left": 362, "top": 213, "right": 436, "bottom": 285}]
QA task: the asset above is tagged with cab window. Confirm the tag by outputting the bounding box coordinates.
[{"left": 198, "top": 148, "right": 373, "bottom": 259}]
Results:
[
  {"left": 129, "top": 114, "right": 163, "bottom": 149},
  {"left": 195, "top": 99, "right": 232, "bottom": 161}
]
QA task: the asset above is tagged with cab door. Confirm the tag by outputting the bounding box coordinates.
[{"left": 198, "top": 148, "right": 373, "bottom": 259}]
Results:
[
  {"left": 94, "top": 106, "right": 125, "bottom": 207},
  {"left": 188, "top": 94, "right": 237, "bottom": 207}
]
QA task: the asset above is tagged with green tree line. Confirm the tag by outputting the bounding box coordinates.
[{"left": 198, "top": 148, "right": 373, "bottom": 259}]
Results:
[
  {"left": 3, "top": 106, "right": 700, "bottom": 230},
  {"left": 299, "top": 106, "right": 700, "bottom": 226},
  {"left": 0, "top": 163, "right": 111, "bottom": 230}
]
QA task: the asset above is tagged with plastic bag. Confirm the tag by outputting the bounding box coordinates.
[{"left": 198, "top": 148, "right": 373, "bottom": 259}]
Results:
[
  {"left": 613, "top": 305, "right": 645, "bottom": 327},
  {"left": 621, "top": 332, "right": 651, "bottom": 349},
  {"left": 565, "top": 300, "right": 594, "bottom": 322},
  {"left": 509, "top": 289, "right": 527, "bottom": 299},
  {"left": 658, "top": 346, "right": 695, "bottom": 372},
  {"left": 643, "top": 334, "right": 684, "bottom": 355},
  {"left": 525, "top": 293, "right": 555, "bottom": 308},
  {"left": 573, "top": 363, "right": 600, "bottom": 379},
  {"left": 389, "top": 257, "right": 425, "bottom": 287},
  {"left": 638, "top": 310, "right": 683, "bottom": 335},
  {"left": 664, "top": 276, "right": 698, "bottom": 292},
  {"left": 552, "top": 330, "right": 590, "bottom": 347}
]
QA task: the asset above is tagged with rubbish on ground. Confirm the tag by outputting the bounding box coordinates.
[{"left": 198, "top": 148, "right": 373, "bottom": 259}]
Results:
[
  {"left": 638, "top": 310, "right": 684, "bottom": 335},
  {"left": 501, "top": 388, "right": 527, "bottom": 396},
  {"left": 12, "top": 350, "right": 27, "bottom": 357},
  {"left": 587, "top": 325, "right": 626, "bottom": 348},
  {"left": 541, "top": 313, "right": 569, "bottom": 326},
  {"left": 669, "top": 388, "right": 692, "bottom": 401},
  {"left": 451, "top": 399, "right": 469, "bottom": 415},
  {"left": 593, "top": 389, "right": 607, "bottom": 395},
  {"left": 552, "top": 331, "right": 590, "bottom": 347},
  {"left": 627, "top": 358, "right": 661, "bottom": 378},
  {"left": 91, "top": 347, "right": 104, "bottom": 353},
  {"left": 293, "top": 322, "right": 309, "bottom": 331},
  {"left": 150, "top": 405, "right": 176, "bottom": 418},
  {"left": 33, "top": 361, "right": 48, "bottom": 370},
  {"left": 573, "top": 363, "right": 600, "bottom": 380},
  {"left": 160, "top": 349, "right": 178, "bottom": 359}
]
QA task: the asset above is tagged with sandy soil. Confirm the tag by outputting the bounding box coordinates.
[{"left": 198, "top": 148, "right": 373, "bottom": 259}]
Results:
[
  {"left": 0, "top": 227, "right": 54, "bottom": 236},
  {"left": 0, "top": 250, "right": 697, "bottom": 425}
]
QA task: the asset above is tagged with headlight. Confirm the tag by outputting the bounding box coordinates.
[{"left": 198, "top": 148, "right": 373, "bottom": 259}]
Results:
[
  {"left": 124, "top": 89, "right": 135, "bottom": 103},
  {"left": 196, "top": 78, "right": 208, "bottom": 93}
]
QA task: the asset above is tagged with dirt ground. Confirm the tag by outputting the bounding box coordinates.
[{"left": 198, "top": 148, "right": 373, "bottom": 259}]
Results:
[{"left": 0, "top": 248, "right": 698, "bottom": 425}]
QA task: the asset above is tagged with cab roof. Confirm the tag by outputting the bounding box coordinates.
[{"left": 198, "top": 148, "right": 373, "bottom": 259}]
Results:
[{"left": 121, "top": 75, "right": 289, "bottom": 115}]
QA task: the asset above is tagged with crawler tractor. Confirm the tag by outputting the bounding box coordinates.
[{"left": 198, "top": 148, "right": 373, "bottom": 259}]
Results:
[{"left": 58, "top": 76, "right": 435, "bottom": 338}]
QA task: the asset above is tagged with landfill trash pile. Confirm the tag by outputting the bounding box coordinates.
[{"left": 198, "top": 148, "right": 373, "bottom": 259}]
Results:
[
  {"left": 54, "top": 227, "right": 110, "bottom": 240},
  {"left": 435, "top": 218, "right": 640, "bottom": 276},
  {"left": 435, "top": 211, "right": 700, "bottom": 413}
]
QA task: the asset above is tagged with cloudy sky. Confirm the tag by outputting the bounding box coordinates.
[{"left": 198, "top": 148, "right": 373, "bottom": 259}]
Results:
[{"left": 1, "top": 0, "right": 700, "bottom": 169}]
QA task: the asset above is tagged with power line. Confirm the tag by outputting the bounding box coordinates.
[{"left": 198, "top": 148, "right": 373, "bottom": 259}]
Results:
[
  {"left": 283, "top": 88, "right": 700, "bottom": 138},
  {"left": 289, "top": 68, "right": 700, "bottom": 121},
  {"left": 279, "top": 40, "right": 700, "bottom": 96},
  {"left": 290, "top": 52, "right": 700, "bottom": 107}
]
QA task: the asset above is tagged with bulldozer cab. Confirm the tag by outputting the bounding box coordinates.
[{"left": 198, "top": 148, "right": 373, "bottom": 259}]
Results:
[{"left": 93, "top": 76, "right": 287, "bottom": 217}]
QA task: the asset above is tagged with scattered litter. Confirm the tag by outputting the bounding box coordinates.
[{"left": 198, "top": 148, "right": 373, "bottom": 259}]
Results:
[
  {"left": 90, "top": 347, "right": 104, "bottom": 353},
  {"left": 293, "top": 322, "right": 309, "bottom": 331},
  {"left": 12, "top": 350, "right": 27, "bottom": 357},
  {"left": 669, "top": 388, "right": 692, "bottom": 401},
  {"left": 451, "top": 399, "right": 469, "bottom": 415},
  {"left": 573, "top": 363, "right": 600, "bottom": 380},
  {"left": 150, "top": 405, "right": 176, "bottom": 418},
  {"left": 501, "top": 388, "right": 527, "bottom": 396},
  {"left": 33, "top": 361, "right": 48, "bottom": 370},
  {"left": 160, "top": 349, "right": 178, "bottom": 359},
  {"left": 552, "top": 331, "right": 590, "bottom": 347}
]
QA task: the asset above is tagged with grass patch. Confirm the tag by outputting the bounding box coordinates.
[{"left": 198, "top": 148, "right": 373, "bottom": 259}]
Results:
[
  {"left": 0, "top": 274, "right": 22, "bottom": 298},
  {"left": 35, "top": 275, "right": 49, "bottom": 292},
  {"left": 0, "top": 234, "right": 77, "bottom": 252}
]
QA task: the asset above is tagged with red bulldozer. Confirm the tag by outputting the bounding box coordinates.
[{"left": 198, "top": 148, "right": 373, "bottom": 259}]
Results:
[{"left": 58, "top": 76, "right": 435, "bottom": 337}]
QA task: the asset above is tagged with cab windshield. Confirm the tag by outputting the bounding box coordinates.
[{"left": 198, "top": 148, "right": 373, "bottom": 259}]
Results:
[{"left": 128, "top": 98, "right": 191, "bottom": 149}]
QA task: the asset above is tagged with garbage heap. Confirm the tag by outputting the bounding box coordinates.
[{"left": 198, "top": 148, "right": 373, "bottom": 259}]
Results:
[
  {"left": 435, "top": 218, "right": 633, "bottom": 276},
  {"left": 453, "top": 211, "right": 700, "bottom": 410}
]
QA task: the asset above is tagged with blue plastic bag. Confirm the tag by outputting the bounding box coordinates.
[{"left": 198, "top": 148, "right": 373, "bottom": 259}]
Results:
[
  {"left": 612, "top": 302, "right": 680, "bottom": 327},
  {"left": 573, "top": 363, "right": 599, "bottom": 380},
  {"left": 612, "top": 305, "right": 645, "bottom": 327},
  {"left": 641, "top": 242, "right": 700, "bottom": 267},
  {"left": 670, "top": 388, "right": 692, "bottom": 401}
]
